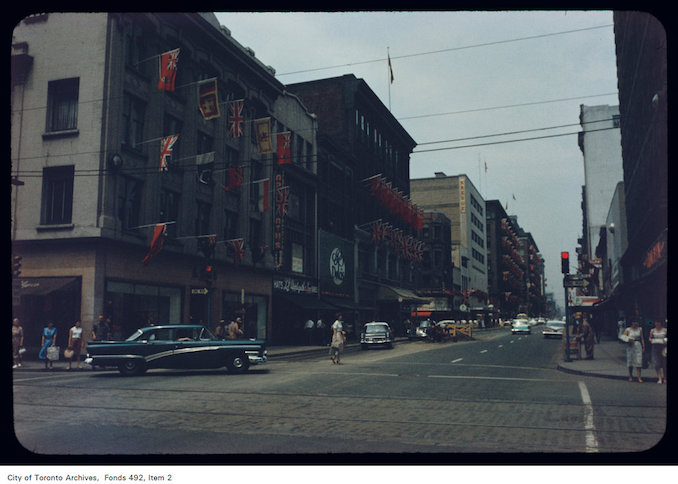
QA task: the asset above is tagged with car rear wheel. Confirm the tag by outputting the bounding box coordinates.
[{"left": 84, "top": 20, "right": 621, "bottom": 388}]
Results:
[
  {"left": 226, "top": 353, "right": 250, "bottom": 373},
  {"left": 118, "top": 359, "right": 146, "bottom": 376}
]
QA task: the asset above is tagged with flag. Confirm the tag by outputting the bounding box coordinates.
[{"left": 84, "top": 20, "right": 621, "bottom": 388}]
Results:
[
  {"left": 255, "top": 178, "right": 270, "bottom": 212},
  {"left": 276, "top": 132, "right": 291, "bottom": 165},
  {"left": 370, "top": 220, "right": 388, "bottom": 245},
  {"left": 512, "top": 193, "right": 516, "bottom": 200},
  {"left": 196, "top": 152, "right": 215, "bottom": 184},
  {"left": 158, "top": 49, "right": 180, "bottom": 91},
  {"left": 223, "top": 167, "right": 243, "bottom": 191},
  {"left": 231, "top": 239, "right": 246, "bottom": 264},
  {"left": 142, "top": 224, "right": 167, "bottom": 266},
  {"left": 388, "top": 53, "right": 394, "bottom": 84},
  {"left": 197, "top": 78, "right": 220, "bottom": 120},
  {"left": 227, "top": 100, "right": 245, "bottom": 138},
  {"left": 159, "top": 135, "right": 179, "bottom": 172},
  {"left": 254, "top": 118, "right": 273, "bottom": 154},
  {"left": 276, "top": 186, "right": 290, "bottom": 217},
  {"left": 484, "top": 161, "right": 487, "bottom": 173}
]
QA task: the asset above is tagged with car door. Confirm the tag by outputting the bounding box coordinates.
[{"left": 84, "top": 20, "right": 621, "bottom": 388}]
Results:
[
  {"left": 172, "top": 327, "right": 223, "bottom": 369},
  {"left": 143, "top": 328, "right": 180, "bottom": 369}
]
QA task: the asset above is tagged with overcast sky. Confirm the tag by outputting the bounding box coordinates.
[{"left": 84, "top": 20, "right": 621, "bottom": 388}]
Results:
[{"left": 214, "top": 11, "right": 620, "bottom": 311}]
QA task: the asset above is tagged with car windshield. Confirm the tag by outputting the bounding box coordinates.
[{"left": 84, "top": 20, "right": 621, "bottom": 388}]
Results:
[
  {"left": 126, "top": 330, "right": 143, "bottom": 341},
  {"left": 365, "top": 325, "right": 388, "bottom": 333},
  {"left": 546, "top": 322, "right": 565, "bottom": 329},
  {"left": 419, "top": 321, "right": 432, "bottom": 328}
]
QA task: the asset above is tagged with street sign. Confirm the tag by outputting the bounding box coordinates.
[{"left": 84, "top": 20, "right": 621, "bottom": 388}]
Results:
[{"left": 563, "top": 275, "right": 589, "bottom": 288}]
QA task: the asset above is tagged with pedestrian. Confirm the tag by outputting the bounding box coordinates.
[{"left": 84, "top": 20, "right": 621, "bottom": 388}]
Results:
[
  {"left": 214, "top": 319, "right": 226, "bottom": 339},
  {"left": 38, "top": 320, "right": 57, "bottom": 371},
  {"left": 330, "top": 313, "right": 346, "bottom": 364},
  {"left": 622, "top": 320, "right": 645, "bottom": 382},
  {"left": 304, "top": 319, "right": 315, "bottom": 345},
  {"left": 12, "top": 318, "right": 24, "bottom": 368},
  {"left": 229, "top": 318, "right": 244, "bottom": 340},
  {"left": 580, "top": 317, "right": 595, "bottom": 360},
  {"left": 92, "top": 315, "right": 110, "bottom": 341},
  {"left": 316, "top": 319, "right": 326, "bottom": 346},
  {"left": 66, "top": 320, "right": 84, "bottom": 370},
  {"left": 648, "top": 320, "right": 667, "bottom": 384},
  {"left": 617, "top": 315, "right": 626, "bottom": 343}
]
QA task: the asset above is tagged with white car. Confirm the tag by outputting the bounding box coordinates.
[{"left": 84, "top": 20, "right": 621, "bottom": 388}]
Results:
[
  {"left": 543, "top": 320, "right": 566, "bottom": 338},
  {"left": 512, "top": 320, "right": 531, "bottom": 334}
]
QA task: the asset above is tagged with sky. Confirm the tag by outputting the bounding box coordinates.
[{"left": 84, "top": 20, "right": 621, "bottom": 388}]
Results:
[{"left": 214, "top": 11, "right": 621, "bottom": 312}]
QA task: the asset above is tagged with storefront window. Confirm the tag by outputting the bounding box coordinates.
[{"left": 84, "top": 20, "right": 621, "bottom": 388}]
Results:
[{"left": 222, "top": 292, "right": 267, "bottom": 340}]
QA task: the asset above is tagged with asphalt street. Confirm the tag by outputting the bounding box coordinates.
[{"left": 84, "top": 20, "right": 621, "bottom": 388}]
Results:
[{"left": 11, "top": 330, "right": 667, "bottom": 459}]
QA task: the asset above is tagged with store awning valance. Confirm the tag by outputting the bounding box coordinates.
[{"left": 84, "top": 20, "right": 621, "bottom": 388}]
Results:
[
  {"left": 377, "top": 285, "right": 431, "bottom": 303},
  {"left": 16, "top": 277, "right": 80, "bottom": 296}
]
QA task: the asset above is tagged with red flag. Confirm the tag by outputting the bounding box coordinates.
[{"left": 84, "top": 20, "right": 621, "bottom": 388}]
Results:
[
  {"left": 228, "top": 99, "right": 245, "bottom": 138},
  {"left": 388, "top": 53, "right": 394, "bottom": 84},
  {"left": 197, "top": 78, "right": 220, "bottom": 120},
  {"left": 158, "top": 49, "right": 180, "bottom": 91},
  {"left": 142, "top": 224, "right": 167, "bottom": 266},
  {"left": 159, "top": 135, "right": 179, "bottom": 172},
  {"left": 223, "top": 167, "right": 243, "bottom": 191},
  {"left": 276, "top": 132, "right": 291, "bottom": 165},
  {"left": 256, "top": 178, "right": 270, "bottom": 212}
]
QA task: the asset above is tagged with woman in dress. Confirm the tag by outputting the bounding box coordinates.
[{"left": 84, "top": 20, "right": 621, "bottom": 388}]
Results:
[
  {"left": 12, "top": 318, "right": 24, "bottom": 368},
  {"left": 38, "top": 320, "right": 57, "bottom": 370},
  {"left": 648, "top": 320, "right": 667, "bottom": 384},
  {"left": 580, "top": 317, "right": 595, "bottom": 360},
  {"left": 330, "top": 313, "right": 346, "bottom": 364},
  {"left": 623, "top": 320, "right": 645, "bottom": 382},
  {"left": 67, "top": 320, "right": 84, "bottom": 370}
]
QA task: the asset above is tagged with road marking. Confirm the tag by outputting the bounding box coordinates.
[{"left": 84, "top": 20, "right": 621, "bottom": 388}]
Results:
[
  {"left": 480, "top": 350, "right": 488, "bottom": 354},
  {"left": 497, "top": 345, "right": 504, "bottom": 348},
  {"left": 429, "top": 375, "right": 559, "bottom": 382},
  {"left": 578, "top": 381, "right": 599, "bottom": 453},
  {"left": 451, "top": 358, "right": 463, "bottom": 363}
]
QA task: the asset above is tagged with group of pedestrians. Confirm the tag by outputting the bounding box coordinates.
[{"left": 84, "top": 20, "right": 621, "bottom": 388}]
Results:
[
  {"left": 620, "top": 318, "right": 667, "bottom": 384},
  {"left": 214, "top": 318, "right": 244, "bottom": 340}
]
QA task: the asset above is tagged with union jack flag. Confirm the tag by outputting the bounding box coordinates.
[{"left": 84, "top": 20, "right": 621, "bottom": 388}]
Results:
[
  {"left": 228, "top": 100, "right": 245, "bottom": 138},
  {"left": 369, "top": 220, "right": 388, "bottom": 245},
  {"left": 231, "top": 238, "right": 246, "bottom": 264},
  {"left": 276, "top": 186, "right": 290, "bottom": 217},
  {"left": 159, "top": 135, "right": 179, "bottom": 172}
]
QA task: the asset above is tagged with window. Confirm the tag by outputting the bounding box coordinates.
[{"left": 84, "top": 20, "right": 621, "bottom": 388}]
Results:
[
  {"left": 123, "top": 24, "right": 148, "bottom": 75},
  {"left": 195, "top": 201, "right": 211, "bottom": 236},
  {"left": 223, "top": 209, "right": 238, "bottom": 240},
  {"left": 41, "top": 166, "right": 74, "bottom": 225},
  {"left": 612, "top": 114, "right": 620, "bottom": 128},
  {"left": 122, "top": 94, "right": 146, "bottom": 149},
  {"left": 118, "top": 176, "right": 143, "bottom": 231},
  {"left": 159, "top": 189, "right": 179, "bottom": 237},
  {"left": 46, "top": 78, "right": 79, "bottom": 132}
]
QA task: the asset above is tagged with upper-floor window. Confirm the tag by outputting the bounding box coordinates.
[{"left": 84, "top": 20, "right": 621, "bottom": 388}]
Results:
[
  {"left": 46, "top": 78, "right": 79, "bottom": 132},
  {"left": 612, "top": 114, "right": 620, "bottom": 128},
  {"left": 118, "top": 176, "right": 143, "bottom": 231},
  {"left": 122, "top": 94, "right": 146, "bottom": 150},
  {"left": 195, "top": 201, "right": 211, "bottom": 236},
  {"left": 41, "top": 165, "right": 74, "bottom": 225},
  {"left": 159, "top": 189, "right": 179, "bottom": 238}
]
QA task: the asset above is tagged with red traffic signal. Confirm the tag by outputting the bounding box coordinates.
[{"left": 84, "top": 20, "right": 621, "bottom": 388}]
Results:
[{"left": 560, "top": 251, "right": 569, "bottom": 274}]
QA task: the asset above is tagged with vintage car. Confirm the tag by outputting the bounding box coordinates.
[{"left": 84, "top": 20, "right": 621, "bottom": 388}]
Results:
[
  {"left": 511, "top": 320, "right": 531, "bottom": 335},
  {"left": 407, "top": 319, "right": 434, "bottom": 339},
  {"left": 360, "top": 322, "right": 394, "bottom": 349},
  {"left": 542, "top": 320, "right": 566, "bottom": 339},
  {"left": 85, "top": 324, "right": 267, "bottom": 376}
]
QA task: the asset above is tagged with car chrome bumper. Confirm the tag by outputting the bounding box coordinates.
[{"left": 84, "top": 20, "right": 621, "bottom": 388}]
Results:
[{"left": 246, "top": 351, "right": 267, "bottom": 364}]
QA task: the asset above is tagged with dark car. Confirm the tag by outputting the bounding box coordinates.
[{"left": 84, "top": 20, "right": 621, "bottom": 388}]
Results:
[
  {"left": 360, "top": 322, "right": 394, "bottom": 350},
  {"left": 85, "top": 325, "right": 266, "bottom": 376},
  {"left": 407, "top": 319, "right": 434, "bottom": 339}
]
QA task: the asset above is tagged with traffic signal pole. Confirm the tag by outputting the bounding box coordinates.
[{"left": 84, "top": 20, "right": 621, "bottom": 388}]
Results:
[{"left": 561, "top": 251, "right": 571, "bottom": 362}]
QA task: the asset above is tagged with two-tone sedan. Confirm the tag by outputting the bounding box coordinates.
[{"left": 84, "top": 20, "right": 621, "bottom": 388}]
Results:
[
  {"left": 360, "top": 322, "right": 394, "bottom": 350},
  {"left": 85, "top": 324, "right": 267, "bottom": 376},
  {"left": 511, "top": 320, "right": 531, "bottom": 335},
  {"left": 542, "top": 320, "right": 566, "bottom": 339}
]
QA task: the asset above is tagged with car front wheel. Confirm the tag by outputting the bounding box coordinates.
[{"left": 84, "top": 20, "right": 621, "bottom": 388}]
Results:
[
  {"left": 118, "top": 359, "right": 146, "bottom": 376},
  {"left": 226, "top": 353, "right": 250, "bottom": 373}
]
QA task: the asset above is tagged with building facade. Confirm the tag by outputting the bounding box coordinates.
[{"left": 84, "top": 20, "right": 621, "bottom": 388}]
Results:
[
  {"left": 11, "top": 13, "right": 318, "bottom": 348},
  {"left": 410, "top": 172, "right": 489, "bottom": 315}
]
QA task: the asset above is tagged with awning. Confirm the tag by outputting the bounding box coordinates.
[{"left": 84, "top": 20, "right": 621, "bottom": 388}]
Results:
[
  {"left": 275, "top": 293, "right": 338, "bottom": 311},
  {"left": 16, "top": 277, "right": 80, "bottom": 296},
  {"left": 377, "top": 285, "right": 432, "bottom": 303}
]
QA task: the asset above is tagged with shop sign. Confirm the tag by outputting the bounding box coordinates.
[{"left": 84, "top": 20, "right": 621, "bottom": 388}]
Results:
[
  {"left": 318, "top": 230, "right": 354, "bottom": 299},
  {"left": 459, "top": 178, "right": 466, "bottom": 213},
  {"left": 641, "top": 230, "right": 667, "bottom": 276},
  {"left": 191, "top": 288, "right": 209, "bottom": 295},
  {"left": 273, "top": 277, "right": 318, "bottom": 295},
  {"left": 273, "top": 172, "right": 285, "bottom": 269}
]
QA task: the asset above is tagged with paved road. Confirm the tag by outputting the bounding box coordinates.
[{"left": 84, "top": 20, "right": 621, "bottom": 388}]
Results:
[{"left": 12, "top": 330, "right": 666, "bottom": 457}]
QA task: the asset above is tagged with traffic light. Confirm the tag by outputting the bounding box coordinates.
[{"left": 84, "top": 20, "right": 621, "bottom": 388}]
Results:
[
  {"left": 560, "top": 251, "right": 569, "bottom": 274},
  {"left": 202, "top": 264, "right": 217, "bottom": 281},
  {"left": 12, "top": 255, "right": 22, "bottom": 278}
]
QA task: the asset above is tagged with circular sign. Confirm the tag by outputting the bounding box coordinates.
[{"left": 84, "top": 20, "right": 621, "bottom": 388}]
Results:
[
  {"left": 329, "top": 247, "right": 346, "bottom": 286},
  {"left": 459, "top": 304, "right": 468, "bottom": 312}
]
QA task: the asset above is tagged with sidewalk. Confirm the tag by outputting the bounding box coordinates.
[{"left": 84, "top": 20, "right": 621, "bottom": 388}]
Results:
[{"left": 557, "top": 334, "right": 662, "bottom": 382}]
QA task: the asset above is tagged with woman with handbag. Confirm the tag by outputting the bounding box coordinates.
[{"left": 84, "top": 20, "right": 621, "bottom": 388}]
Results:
[
  {"left": 330, "top": 313, "right": 346, "bottom": 364},
  {"left": 623, "top": 320, "right": 645, "bottom": 382},
  {"left": 38, "top": 320, "right": 57, "bottom": 371},
  {"left": 66, "top": 320, "right": 83, "bottom": 370},
  {"left": 649, "top": 320, "right": 667, "bottom": 384},
  {"left": 12, "top": 318, "right": 24, "bottom": 368}
]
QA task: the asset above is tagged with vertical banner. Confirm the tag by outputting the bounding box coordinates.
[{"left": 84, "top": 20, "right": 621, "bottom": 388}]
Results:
[
  {"left": 459, "top": 177, "right": 466, "bottom": 213},
  {"left": 254, "top": 117, "right": 273, "bottom": 154},
  {"left": 318, "top": 230, "right": 355, "bottom": 299},
  {"left": 159, "top": 135, "right": 179, "bottom": 172},
  {"left": 197, "top": 78, "right": 220, "bottom": 120},
  {"left": 158, "top": 49, "right": 180, "bottom": 91},
  {"left": 273, "top": 173, "right": 285, "bottom": 269},
  {"left": 276, "top": 132, "right": 292, "bottom": 165},
  {"left": 255, "top": 178, "right": 270, "bottom": 212}
]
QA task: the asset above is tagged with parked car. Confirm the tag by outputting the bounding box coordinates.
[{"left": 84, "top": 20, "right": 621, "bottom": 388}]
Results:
[
  {"left": 85, "top": 324, "right": 267, "bottom": 376},
  {"left": 542, "top": 320, "right": 566, "bottom": 339},
  {"left": 407, "top": 320, "right": 434, "bottom": 339},
  {"left": 360, "top": 322, "right": 394, "bottom": 349},
  {"left": 511, "top": 320, "right": 531, "bottom": 335}
]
